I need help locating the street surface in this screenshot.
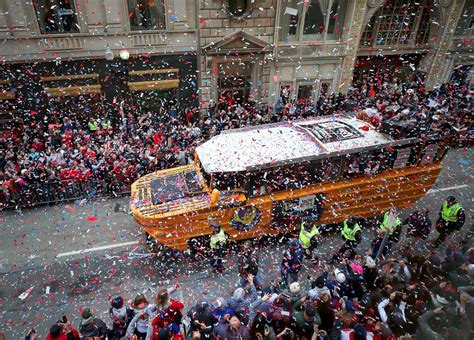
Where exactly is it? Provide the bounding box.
[0,147,472,338]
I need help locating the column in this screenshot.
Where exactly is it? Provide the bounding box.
[85,0,106,34]
[423,0,466,90]
[338,0,368,93]
[104,0,126,32]
[5,0,33,37]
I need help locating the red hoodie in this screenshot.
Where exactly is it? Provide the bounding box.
[46,328,80,340]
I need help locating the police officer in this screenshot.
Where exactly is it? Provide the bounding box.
[101,116,112,131]
[88,117,98,133]
[371,210,402,257]
[434,196,465,247]
[331,216,362,263]
[209,222,227,273]
[298,217,320,266]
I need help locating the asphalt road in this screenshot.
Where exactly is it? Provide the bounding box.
[0,147,472,338]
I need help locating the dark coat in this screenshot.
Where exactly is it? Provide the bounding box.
[79,317,108,339]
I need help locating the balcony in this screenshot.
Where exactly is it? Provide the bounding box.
[42,36,83,51]
[275,42,346,60]
[131,33,167,47]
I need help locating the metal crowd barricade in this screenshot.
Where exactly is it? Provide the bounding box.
[0,179,132,210]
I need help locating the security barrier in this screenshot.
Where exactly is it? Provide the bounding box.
[0,180,131,210]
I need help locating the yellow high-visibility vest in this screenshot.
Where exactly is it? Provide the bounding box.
[210,229,227,249]
[379,212,402,235]
[341,220,361,242]
[88,121,98,131]
[441,201,462,222]
[298,222,320,249]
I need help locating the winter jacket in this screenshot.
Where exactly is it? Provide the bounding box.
[147,316,183,340]
[46,328,80,340]
[363,267,378,291]
[78,317,108,339]
[238,248,259,277]
[404,211,431,239]
[316,307,335,333]
[281,247,304,274]
[417,310,471,340]
[188,300,216,337]
[458,286,474,331]
[156,299,184,324]
[109,306,133,338]
[292,299,320,339]
[248,297,273,323]
[283,288,303,305]
[308,285,331,300]
[228,284,257,316]
[127,309,153,335]
[212,306,235,322]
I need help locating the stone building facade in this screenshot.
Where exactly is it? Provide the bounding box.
[196,0,473,110]
[0,0,472,119]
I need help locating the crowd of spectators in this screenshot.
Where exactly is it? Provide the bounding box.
[33,221,473,340]
[1,72,472,208]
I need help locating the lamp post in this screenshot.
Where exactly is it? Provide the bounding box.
[104,42,130,123]
[119,43,130,60]
[104,44,114,61]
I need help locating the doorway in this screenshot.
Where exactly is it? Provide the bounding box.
[217,61,253,104]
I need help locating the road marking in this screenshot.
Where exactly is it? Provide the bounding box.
[427,184,468,194]
[56,241,140,258]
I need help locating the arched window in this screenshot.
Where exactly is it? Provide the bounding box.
[360,0,431,47]
[228,0,250,17]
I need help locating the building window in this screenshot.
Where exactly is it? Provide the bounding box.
[303,2,325,38]
[455,2,474,36]
[217,61,253,104]
[34,0,79,33]
[297,84,315,101]
[279,0,347,42]
[128,0,166,31]
[361,0,431,47]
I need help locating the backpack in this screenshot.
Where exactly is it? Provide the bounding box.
[108,307,132,338]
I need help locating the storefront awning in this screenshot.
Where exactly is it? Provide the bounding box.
[40,73,102,97]
[44,85,102,97]
[0,80,15,100]
[128,79,179,91]
[128,69,180,91]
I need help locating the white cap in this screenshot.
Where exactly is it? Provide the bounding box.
[334,269,346,283]
[289,282,301,294]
